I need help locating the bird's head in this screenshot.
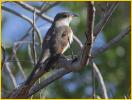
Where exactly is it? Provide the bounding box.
[53,12,78,27]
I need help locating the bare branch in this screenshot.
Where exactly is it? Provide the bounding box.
[80,1,95,67]
[4,1,118,63]
[93,25,130,56]
[13,2,81,51]
[2,46,6,69]
[7,1,95,98]
[91,59,96,98]
[1,41,38,63]
[28,68,69,97]
[2,6,33,24]
[40,2,61,13]
[94,2,119,37]
[32,9,37,64]
[13,41,38,46]
[11,2,60,51]
[33,25,42,47]
[28,44,34,64]
[5,63,17,88]
[23,2,119,97]
[11,43,26,80]
[6,41,39,81]
[68,2,119,50]
[14,53,26,80]
[73,35,83,49]
[92,62,108,98]
[2,6,41,61]
[27,25,130,97]
[4,2,130,98]
[14,2,53,23]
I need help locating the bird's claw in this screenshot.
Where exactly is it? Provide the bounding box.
[58,54,67,59]
[72,57,78,63]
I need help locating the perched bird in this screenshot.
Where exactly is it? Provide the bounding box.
[25,12,78,85]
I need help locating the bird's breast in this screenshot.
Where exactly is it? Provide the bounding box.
[62,31,73,53]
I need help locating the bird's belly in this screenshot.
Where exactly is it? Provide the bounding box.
[62,32,73,53]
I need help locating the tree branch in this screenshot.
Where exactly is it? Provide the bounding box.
[7,1,95,98]
[28,68,69,97]
[2,6,33,24]
[14,1,53,23]
[3,2,118,61]
[93,25,130,56]
[71,2,119,50]
[39,2,61,13]
[32,9,37,64]
[92,62,108,98]
[13,51,26,80]
[2,6,41,61]
[94,2,119,37]
[5,63,17,88]
[27,25,130,97]
[28,44,34,64]
[2,46,6,69]
[10,2,60,51]
[3,2,130,98]
[13,1,81,52]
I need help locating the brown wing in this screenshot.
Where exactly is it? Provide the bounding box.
[50,26,72,55]
[38,26,54,63]
[39,26,72,63]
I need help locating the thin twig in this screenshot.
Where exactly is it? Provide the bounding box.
[39,2,61,13]
[94,2,119,37]
[5,1,117,65]
[32,9,37,65]
[92,60,96,98]
[73,2,118,50]
[2,6,32,24]
[28,44,34,64]
[13,41,38,46]
[2,46,6,69]
[92,62,108,98]
[13,2,80,50]
[2,6,41,60]
[5,63,17,88]
[5,60,33,63]
[73,35,83,49]
[13,47,26,80]
[93,25,130,56]
[11,2,60,50]
[7,41,38,80]
[13,1,47,47]
[38,78,42,98]
[15,2,53,23]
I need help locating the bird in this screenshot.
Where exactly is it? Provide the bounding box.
[25,12,78,85]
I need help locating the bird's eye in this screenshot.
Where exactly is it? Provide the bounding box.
[63,14,68,18]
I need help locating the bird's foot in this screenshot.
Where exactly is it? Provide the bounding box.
[72,57,78,63]
[57,54,67,59]
[71,54,78,62]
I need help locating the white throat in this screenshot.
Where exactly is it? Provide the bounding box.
[55,17,72,27]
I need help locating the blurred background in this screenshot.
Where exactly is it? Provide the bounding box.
[2,1,130,98]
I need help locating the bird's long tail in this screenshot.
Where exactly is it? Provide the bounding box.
[25,54,58,85]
